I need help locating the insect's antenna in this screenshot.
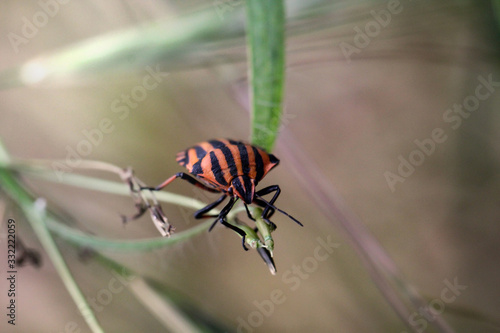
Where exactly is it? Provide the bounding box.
[255,194,303,227]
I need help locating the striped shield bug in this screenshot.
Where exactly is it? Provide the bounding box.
[124,139,303,259]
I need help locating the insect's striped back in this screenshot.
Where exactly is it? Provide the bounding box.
[176,141,213,170]
[176,139,279,191]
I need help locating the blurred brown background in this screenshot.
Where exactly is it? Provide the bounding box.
[0,1,499,332]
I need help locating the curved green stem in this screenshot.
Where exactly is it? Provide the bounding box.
[0,146,104,333]
[46,216,212,251]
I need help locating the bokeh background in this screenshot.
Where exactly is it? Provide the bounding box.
[1,0,499,332]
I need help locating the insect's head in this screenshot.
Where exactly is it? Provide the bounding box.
[230,175,255,204]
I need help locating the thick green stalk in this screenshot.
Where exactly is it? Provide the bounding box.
[247,0,286,151]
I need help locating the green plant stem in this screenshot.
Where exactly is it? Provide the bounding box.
[246,0,286,151]
[253,208,274,252]
[14,161,208,211]
[128,278,203,333]
[0,153,104,333]
[0,10,235,89]
[24,201,104,333]
[46,216,212,251]
[0,152,223,331]
[1,160,219,251]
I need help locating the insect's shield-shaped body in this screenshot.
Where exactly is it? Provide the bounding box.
[177,139,279,204]
[122,138,301,274]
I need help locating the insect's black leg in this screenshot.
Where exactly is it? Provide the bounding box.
[250,198,277,230]
[253,198,276,218]
[210,197,248,250]
[219,219,248,251]
[209,196,237,231]
[142,172,220,193]
[233,217,254,251]
[251,185,279,228]
[193,195,248,250]
[244,204,256,221]
[255,185,280,219]
[193,194,227,219]
[254,185,303,227]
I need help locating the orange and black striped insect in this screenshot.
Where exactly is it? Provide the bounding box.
[137,139,303,248]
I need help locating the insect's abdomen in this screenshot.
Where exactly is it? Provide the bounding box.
[176,139,279,191]
[176,141,213,170]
